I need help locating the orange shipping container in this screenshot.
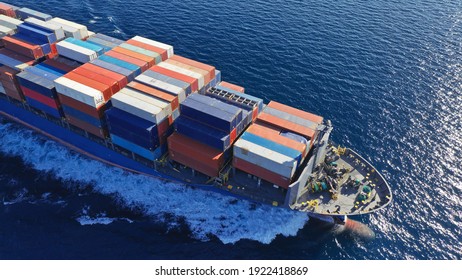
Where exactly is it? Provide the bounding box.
[256,112,316,140]
[80,63,128,88]
[219,81,245,93]
[64,72,112,102]
[127,81,179,111]
[168,133,225,177]
[72,66,120,94]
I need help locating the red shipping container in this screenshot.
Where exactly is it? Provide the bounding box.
[169,149,219,178]
[170,55,215,85]
[157,117,170,144]
[80,63,128,88]
[127,81,179,111]
[2,36,44,59]
[67,115,107,139]
[126,39,168,61]
[229,127,237,144]
[64,72,112,101]
[252,107,258,120]
[57,93,105,119]
[233,157,291,189]
[0,3,15,17]
[267,101,323,124]
[168,133,225,174]
[219,81,245,93]
[72,66,120,94]
[149,65,198,93]
[257,112,315,140]
[21,86,59,109]
[105,50,149,72]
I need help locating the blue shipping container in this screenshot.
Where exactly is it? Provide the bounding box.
[65,38,104,56]
[90,59,135,82]
[25,65,61,81]
[34,64,65,77]
[174,116,231,151]
[108,122,159,150]
[188,93,243,124]
[85,37,114,52]
[62,105,105,128]
[98,55,141,76]
[111,134,166,161]
[92,33,124,45]
[16,8,52,21]
[17,24,57,44]
[105,107,158,139]
[16,71,56,98]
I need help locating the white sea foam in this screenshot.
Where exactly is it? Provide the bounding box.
[0,121,308,244]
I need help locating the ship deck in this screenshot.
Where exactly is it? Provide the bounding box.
[292,146,392,215]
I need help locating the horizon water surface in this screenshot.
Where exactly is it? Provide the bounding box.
[0,0,461,259]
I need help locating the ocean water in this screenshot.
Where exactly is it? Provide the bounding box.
[0,0,461,260]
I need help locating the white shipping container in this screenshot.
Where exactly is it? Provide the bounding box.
[0,25,14,35]
[54,77,105,108]
[48,18,82,39]
[25,18,65,40]
[0,15,23,29]
[111,92,165,124]
[135,74,186,102]
[49,17,88,39]
[233,139,297,178]
[131,36,174,58]
[158,61,204,90]
[121,88,172,117]
[56,40,97,63]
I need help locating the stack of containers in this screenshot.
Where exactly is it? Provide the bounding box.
[15,60,68,118]
[0,14,22,39]
[107,85,175,161]
[86,33,123,53]
[0,64,24,101]
[169,94,243,177]
[233,101,323,188]
[0,48,35,71]
[156,55,216,94]
[47,17,88,40]
[54,59,123,138]
[0,2,19,18]
[55,37,102,63]
[206,82,263,134]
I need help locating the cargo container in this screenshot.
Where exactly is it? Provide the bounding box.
[56,40,97,63]
[188,93,243,124]
[135,74,186,102]
[118,43,161,64]
[168,133,226,178]
[0,14,22,30]
[65,38,104,56]
[143,69,191,96]
[54,76,105,108]
[91,33,124,45]
[170,55,215,85]
[64,71,112,101]
[43,56,81,73]
[126,39,168,61]
[72,66,120,94]
[98,54,141,76]
[149,65,198,93]
[17,23,57,44]
[16,7,52,21]
[62,104,105,128]
[48,19,81,39]
[105,107,158,144]
[57,93,105,119]
[256,112,315,140]
[24,17,65,41]
[48,17,88,39]
[24,65,61,81]
[80,63,128,89]
[127,81,179,111]
[158,61,204,90]
[0,48,35,71]
[214,85,263,113]
[110,90,166,124]
[111,134,166,161]
[90,58,135,82]
[233,157,291,189]
[0,2,17,18]
[266,100,323,124]
[85,36,117,52]
[131,36,173,58]
[67,114,107,139]
[233,138,297,179]
[2,35,44,59]
[121,87,172,116]
[107,49,150,71]
[25,96,61,118]
[0,64,23,101]
[174,115,232,151]
[16,70,58,99]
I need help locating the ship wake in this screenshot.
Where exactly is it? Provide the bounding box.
[0,121,308,244]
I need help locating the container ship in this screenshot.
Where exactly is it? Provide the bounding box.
[0,2,392,224]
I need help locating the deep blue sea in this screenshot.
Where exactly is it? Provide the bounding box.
[0,0,461,260]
